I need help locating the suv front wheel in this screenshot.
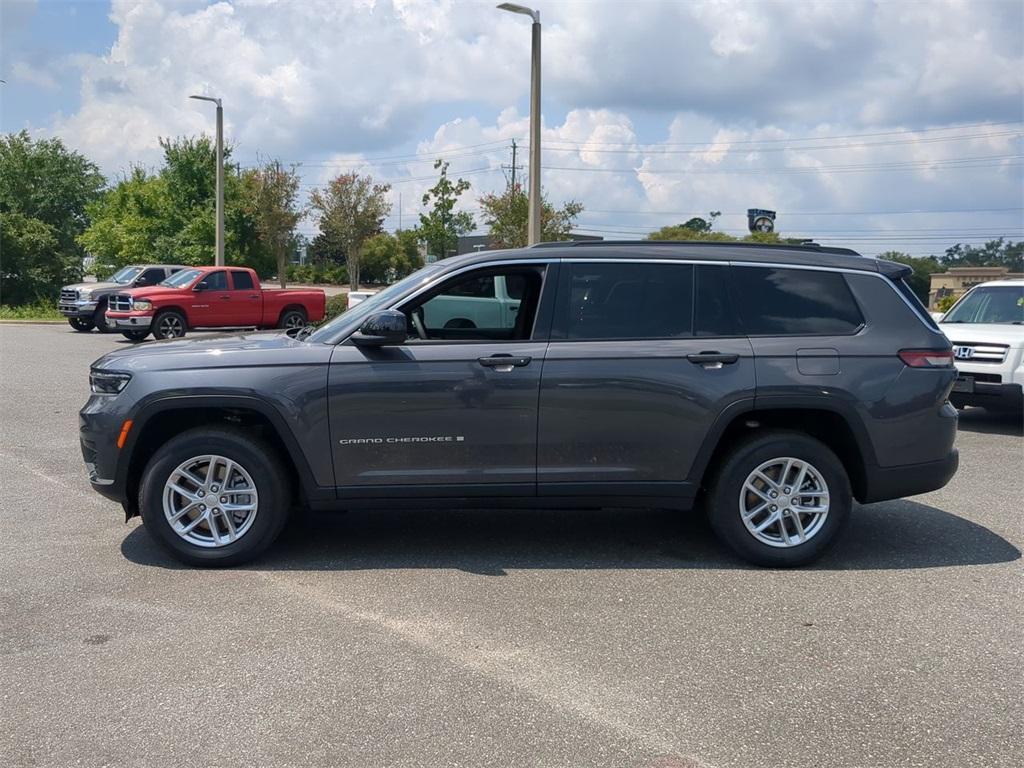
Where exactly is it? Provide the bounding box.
[707,431,852,567]
[138,427,291,566]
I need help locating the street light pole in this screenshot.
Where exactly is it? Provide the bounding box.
[497,4,542,245]
[189,95,225,266]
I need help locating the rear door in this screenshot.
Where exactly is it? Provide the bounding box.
[536,260,755,500]
[228,270,262,326]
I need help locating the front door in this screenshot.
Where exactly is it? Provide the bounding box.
[537,261,756,499]
[327,263,554,497]
[189,270,232,327]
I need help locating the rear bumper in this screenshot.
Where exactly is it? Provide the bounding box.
[950,382,1023,412]
[860,449,959,503]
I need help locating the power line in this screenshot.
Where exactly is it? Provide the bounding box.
[580,206,1024,216]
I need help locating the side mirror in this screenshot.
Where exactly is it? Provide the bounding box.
[351,310,408,347]
[193,281,208,292]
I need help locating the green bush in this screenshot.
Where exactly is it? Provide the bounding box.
[0,301,63,320]
[323,293,349,322]
[935,294,958,313]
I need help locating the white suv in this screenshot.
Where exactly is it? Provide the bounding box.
[938,279,1024,414]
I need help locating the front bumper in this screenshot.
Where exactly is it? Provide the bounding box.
[861,449,960,504]
[80,397,130,504]
[950,381,1023,412]
[106,313,153,330]
[58,300,98,318]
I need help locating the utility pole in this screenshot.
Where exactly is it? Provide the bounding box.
[501,138,523,191]
[189,94,225,266]
[398,192,402,231]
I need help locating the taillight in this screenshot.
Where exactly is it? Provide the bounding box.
[898,349,954,368]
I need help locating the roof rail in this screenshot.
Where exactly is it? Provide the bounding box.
[530,239,862,257]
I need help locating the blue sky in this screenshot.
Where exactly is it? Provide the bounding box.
[2,0,1022,256]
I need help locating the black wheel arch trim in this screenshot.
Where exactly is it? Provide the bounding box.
[116,393,333,516]
[686,395,879,490]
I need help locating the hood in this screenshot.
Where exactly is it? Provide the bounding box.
[112,285,188,299]
[91,330,331,373]
[63,281,123,293]
[938,322,1024,347]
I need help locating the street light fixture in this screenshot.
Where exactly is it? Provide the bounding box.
[497,3,541,246]
[189,94,225,266]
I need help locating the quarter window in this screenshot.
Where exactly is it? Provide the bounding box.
[733,267,864,335]
[553,262,694,340]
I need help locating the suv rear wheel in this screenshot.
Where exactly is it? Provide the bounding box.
[138,427,291,566]
[706,431,851,567]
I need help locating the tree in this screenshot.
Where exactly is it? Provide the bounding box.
[877,251,942,303]
[309,172,391,290]
[479,184,584,248]
[78,136,272,276]
[0,131,104,303]
[242,160,303,287]
[941,239,1022,273]
[418,160,474,260]
[360,231,425,284]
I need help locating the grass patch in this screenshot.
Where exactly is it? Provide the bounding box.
[0,302,64,321]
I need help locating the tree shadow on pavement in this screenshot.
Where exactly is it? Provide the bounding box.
[121,499,1020,574]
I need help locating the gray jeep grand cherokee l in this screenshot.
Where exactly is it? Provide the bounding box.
[80,242,959,567]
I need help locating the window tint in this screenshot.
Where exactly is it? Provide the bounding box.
[554,262,694,340]
[231,271,255,291]
[202,271,228,291]
[695,265,739,336]
[137,268,166,286]
[733,267,863,335]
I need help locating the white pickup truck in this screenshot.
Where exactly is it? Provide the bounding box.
[938,279,1024,414]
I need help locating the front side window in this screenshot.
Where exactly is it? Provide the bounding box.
[406,266,546,341]
[552,262,694,340]
[943,285,1023,324]
[201,271,228,291]
[137,268,166,286]
[733,267,864,336]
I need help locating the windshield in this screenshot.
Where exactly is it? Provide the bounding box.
[110,266,142,284]
[160,268,203,288]
[307,263,447,343]
[943,285,1024,324]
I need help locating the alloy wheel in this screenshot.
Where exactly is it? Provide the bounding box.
[162,454,259,548]
[739,457,830,548]
[158,315,184,338]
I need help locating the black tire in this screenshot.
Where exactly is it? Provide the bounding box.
[277,308,307,330]
[68,317,95,332]
[93,300,115,333]
[138,427,292,567]
[706,431,852,568]
[121,330,150,342]
[152,310,187,340]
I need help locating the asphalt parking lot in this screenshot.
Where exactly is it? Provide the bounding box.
[1,323,1021,768]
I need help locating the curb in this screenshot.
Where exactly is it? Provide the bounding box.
[0,319,67,325]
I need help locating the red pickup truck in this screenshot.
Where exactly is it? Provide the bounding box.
[104,266,326,340]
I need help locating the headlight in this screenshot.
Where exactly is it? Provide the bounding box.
[90,371,132,395]
[79,290,93,301]
[132,299,153,311]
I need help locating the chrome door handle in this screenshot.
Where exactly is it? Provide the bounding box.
[478,355,532,372]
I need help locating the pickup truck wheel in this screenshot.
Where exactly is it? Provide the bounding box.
[138,427,291,567]
[93,300,115,333]
[706,431,851,568]
[121,330,149,342]
[278,308,307,330]
[152,310,187,340]
[68,318,94,332]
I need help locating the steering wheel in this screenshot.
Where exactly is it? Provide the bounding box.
[411,308,428,340]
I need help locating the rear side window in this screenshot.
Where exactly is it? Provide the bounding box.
[733,267,864,336]
[553,262,694,340]
[231,271,255,291]
[695,265,739,336]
